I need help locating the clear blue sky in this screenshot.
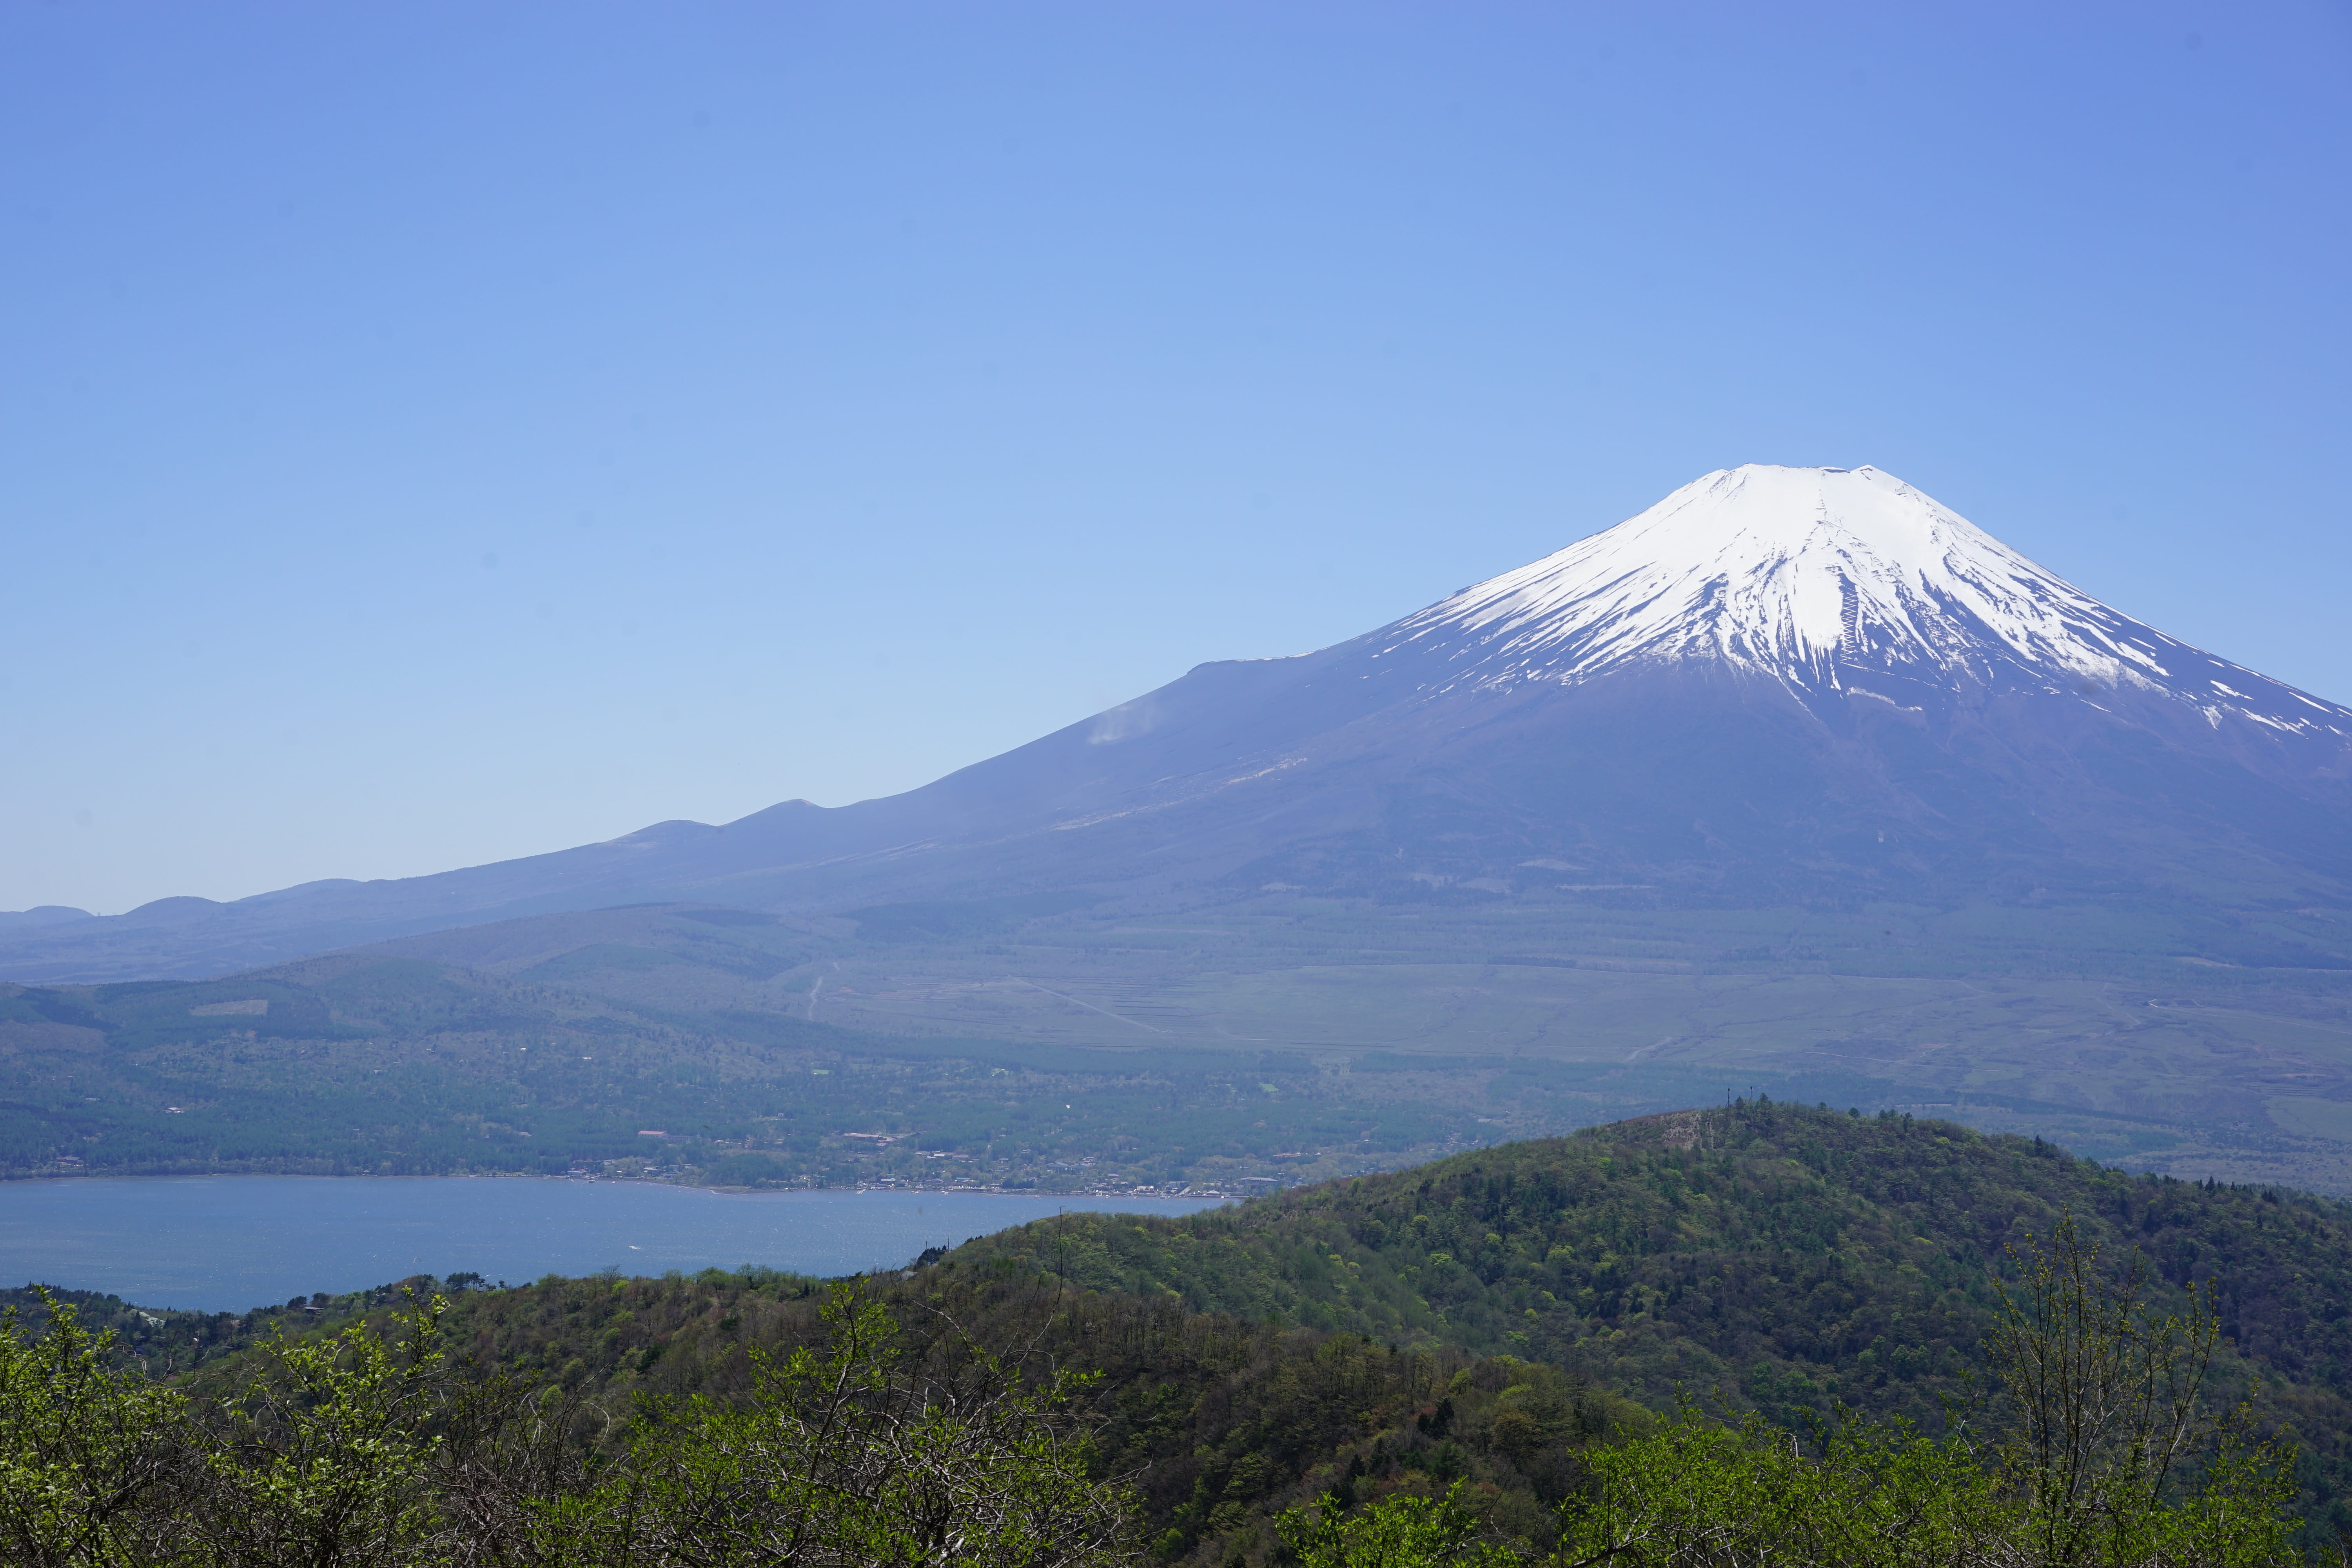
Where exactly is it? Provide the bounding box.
[5,2,2348,915]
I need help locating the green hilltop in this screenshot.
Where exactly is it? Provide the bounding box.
[20,1099,2346,1561]
[945,1100,2352,1541]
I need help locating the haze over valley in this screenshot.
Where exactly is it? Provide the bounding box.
[9,466,2351,1195]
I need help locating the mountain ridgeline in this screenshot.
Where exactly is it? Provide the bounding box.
[8,465,2350,984]
[10,465,2352,1195]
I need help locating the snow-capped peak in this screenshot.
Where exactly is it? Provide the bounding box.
[1387,464,2347,736]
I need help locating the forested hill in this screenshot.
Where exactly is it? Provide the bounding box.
[136,1265,1655,1566]
[27,1099,2352,1559]
[948,1101,2352,1532]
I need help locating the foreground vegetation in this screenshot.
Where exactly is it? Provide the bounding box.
[7,1103,2350,1562]
[955,1100,2352,1545]
[0,1209,2310,1565]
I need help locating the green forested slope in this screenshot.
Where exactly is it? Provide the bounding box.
[0,1281,461,1382]
[946,1101,2352,1538]
[149,1265,1650,1566]
[37,1101,2352,1558]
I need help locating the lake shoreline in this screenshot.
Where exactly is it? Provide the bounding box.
[0,1175,1231,1314]
[3,1168,1247,1200]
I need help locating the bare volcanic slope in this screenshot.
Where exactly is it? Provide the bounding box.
[10,465,2352,983]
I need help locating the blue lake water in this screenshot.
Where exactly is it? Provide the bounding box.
[0,1177,1228,1313]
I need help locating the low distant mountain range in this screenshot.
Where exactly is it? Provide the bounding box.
[11,464,2349,985]
[0,906,96,931]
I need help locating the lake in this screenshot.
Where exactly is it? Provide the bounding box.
[0,1176,1229,1313]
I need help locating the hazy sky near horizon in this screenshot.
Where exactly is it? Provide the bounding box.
[6,2,2349,915]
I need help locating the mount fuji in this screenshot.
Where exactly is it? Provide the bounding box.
[10,465,2352,983]
[1397,465,2343,729]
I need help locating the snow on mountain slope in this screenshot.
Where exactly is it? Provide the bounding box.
[10,462,2352,985]
[1387,465,2350,737]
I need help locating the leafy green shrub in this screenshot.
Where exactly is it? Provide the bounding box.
[535,1283,1135,1566]
[0,1292,188,1567]
[1276,1481,1520,1567]
[1554,1214,2301,1568]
